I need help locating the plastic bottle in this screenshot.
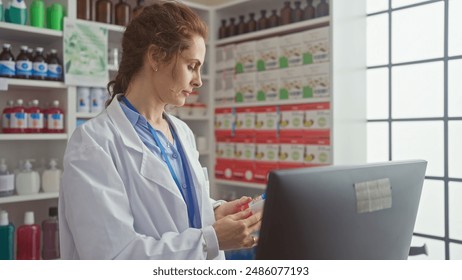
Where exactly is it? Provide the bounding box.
[27,99,44,133]
[42,207,59,259]
[90,87,105,113]
[32,47,48,80]
[0,43,16,78]
[16,211,41,260]
[241,193,266,214]
[280,1,292,25]
[132,0,145,18]
[15,159,40,195]
[46,100,64,133]
[115,0,131,26]
[247,12,257,33]
[316,0,329,17]
[30,0,45,27]
[257,10,268,31]
[304,0,315,20]
[7,0,27,25]
[42,159,61,193]
[1,100,14,133]
[15,45,33,79]
[95,0,113,24]
[0,158,15,197]
[77,0,92,20]
[46,49,63,81]
[47,2,64,30]
[10,99,27,133]
[77,86,91,113]
[0,210,15,260]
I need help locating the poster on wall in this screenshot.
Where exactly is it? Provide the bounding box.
[63,18,108,87]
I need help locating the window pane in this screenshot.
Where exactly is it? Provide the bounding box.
[367,14,389,66]
[367,68,389,119]
[392,62,444,118]
[392,0,430,8]
[392,121,444,177]
[449,121,462,178]
[367,0,388,14]
[449,0,462,56]
[449,182,462,240]
[392,2,444,63]
[367,122,389,163]
[450,243,462,260]
[409,236,445,260]
[414,180,445,237]
[448,60,462,117]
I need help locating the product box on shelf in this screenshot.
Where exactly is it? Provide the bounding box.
[216,46,226,72]
[279,104,306,138]
[256,37,279,72]
[254,106,278,138]
[303,63,330,99]
[278,137,306,169]
[232,137,256,182]
[223,69,235,104]
[279,32,303,68]
[279,67,309,100]
[224,44,236,71]
[256,70,279,102]
[302,26,330,65]
[214,72,225,105]
[303,102,331,138]
[234,107,255,137]
[235,72,256,103]
[304,138,332,166]
[190,103,207,117]
[215,136,235,180]
[235,41,256,74]
[254,137,279,184]
[214,108,234,137]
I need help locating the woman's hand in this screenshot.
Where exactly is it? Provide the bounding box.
[214,196,252,221]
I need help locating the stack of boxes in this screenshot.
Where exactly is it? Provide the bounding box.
[214,26,331,184]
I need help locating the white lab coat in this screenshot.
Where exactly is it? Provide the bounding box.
[59,95,225,260]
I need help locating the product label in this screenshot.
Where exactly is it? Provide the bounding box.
[0,174,15,192]
[32,62,48,77]
[10,112,27,129]
[28,113,44,129]
[47,64,62,79]
[0,61,16,76]
[48,113,64,130]
[15,60,33,76]
[2,113,10,129]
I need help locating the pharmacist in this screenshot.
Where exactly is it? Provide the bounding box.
[59,1,261,260]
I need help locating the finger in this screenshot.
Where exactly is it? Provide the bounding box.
[244,211,263,226]
[233,196,252,211]
[248,219,262,234]
[230,208,252,220]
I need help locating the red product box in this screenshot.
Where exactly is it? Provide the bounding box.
[279,104,308,138]
[232,137,256,182]
[214,108,234,137]
[304,137,332,167]
[254,106,278,138]
[303,102,330,138]
[234,107,255,137]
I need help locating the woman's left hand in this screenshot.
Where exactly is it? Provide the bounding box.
[214,196,252,221]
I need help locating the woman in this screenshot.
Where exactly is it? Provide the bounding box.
[59,1,261,260]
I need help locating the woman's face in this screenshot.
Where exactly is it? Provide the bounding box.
[152,34,206,107]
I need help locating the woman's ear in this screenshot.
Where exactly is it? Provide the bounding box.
[147,44,160,72]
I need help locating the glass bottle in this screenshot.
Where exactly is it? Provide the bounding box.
[0,43,15,78]
[219,19,227,39]
[77,0,92,20]
[316,0,329,17]
[115,0,131,26]
[257,10,268,31]
[228,17,237,37]
[268,9,279,28]
[46,49,63,81]
[15,45,32,79]
[132,0,145,18]
[237,15,247,35]
[293,1,303,22]
[304,0,315,20]
[280,1,292,25]
[95,0,112,24]
[32,47,47,80]
[247,12,257,33]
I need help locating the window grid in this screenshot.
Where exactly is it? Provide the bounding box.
[367,0,459,259]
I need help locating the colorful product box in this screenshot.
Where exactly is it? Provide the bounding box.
[234,107,255,137]
[256,70,279,102]
[235,72,256,103]
[256,37,280,71]
[235,41,257,74]
[254,106,278,138]
[279,104,306,138]
[304,138,332,166]
[232,137,256,182]
[279,67,309,100]
[278,137,306,167]
[303,63,330,99]
[223,69,236,104]
[215,137,235,180]
[254,137,279,183]
[224,44,236,71]
[214,108,234,137]
[279,33,303,68]
[302,27,330,65]
[214,71,225,105]
[216,46,226,72]
[303,102,331,138]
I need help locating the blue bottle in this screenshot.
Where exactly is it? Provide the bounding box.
[0,210,15,260]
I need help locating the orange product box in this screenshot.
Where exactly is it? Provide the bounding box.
[214,108,234,137]
[254,106,278,138]
[279,104,308,138]
[234,107,255,137]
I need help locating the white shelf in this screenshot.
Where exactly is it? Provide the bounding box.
[0,22,62,45]
[215,97,331,108]
[0,134,68,141]
[215,179,266,190]
[0,192,59,204]
[216,16,330,45]
[76,112,100,119]
[0,78,67,90]
[177,115,210,121]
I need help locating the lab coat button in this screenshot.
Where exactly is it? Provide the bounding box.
[182,184,187,189]
[172,153,178,159]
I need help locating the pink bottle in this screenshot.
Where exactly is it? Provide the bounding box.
[42,207,60,260]
[46,100,64,133]
[1,100,14,133]
[16,211,41,260]
[26,99,44,133]
[10,99,28,134]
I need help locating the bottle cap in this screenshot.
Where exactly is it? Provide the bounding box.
[24,211,35,225]
[20,45,28,51]
[49,207,58,217]
[17,99,24,106]
[36,47,44,52]
[32,99,39,106]
[50,49,57,54]
[7,100,14,106]
[0,211,9,226]
[49,158,58,169]
[3,43,11,48]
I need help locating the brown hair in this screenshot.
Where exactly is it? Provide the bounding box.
[106,0,208,107]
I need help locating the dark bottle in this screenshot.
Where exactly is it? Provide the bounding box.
[280,1,292,25]
[27,48,35,61]
[293,1,303,22]
[257,10,268,30]
[41,207,60,260]
[268,9,279,28]
[15,45,32,79]
[95,0,113,24]
[219,19,228,39]
[32,47,48,80]
[304,0,315,20]
[0,44,16,78]
[247,12,257,32]
[237,15,247,35]
[46,49,63,81]
[132,0,145,19]
[316,0,329,17]
[77,0,92,20]
[228,17,238,37]
[115,0,131,26]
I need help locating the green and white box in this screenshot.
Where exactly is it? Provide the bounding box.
[256,70,280,102]
[256,37,280,71]
[279,33,303,68]
[302,26,329,65]
[303,63,330,99]
[279,67,307,100]
[235,72,257,103]
[235,41,257,74]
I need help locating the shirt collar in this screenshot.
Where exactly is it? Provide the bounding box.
[119,99,148,127]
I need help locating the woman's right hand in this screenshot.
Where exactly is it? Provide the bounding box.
[212,209,262,251]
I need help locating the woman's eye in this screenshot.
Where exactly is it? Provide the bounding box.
[188,65,196,71]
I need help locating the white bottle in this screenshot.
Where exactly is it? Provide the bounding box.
[15,159,40,195]
[0,159,15,197]
[42,159,61,193]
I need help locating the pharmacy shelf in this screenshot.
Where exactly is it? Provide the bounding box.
[76,112,100,119]
[216,16,330,46]
[0,78,67,90]
[215,97,331,108]
[0,192,59,204]
[178,115,210,121]
[215,179,266,190]
[0,134,68,141]
[0,22,62,45]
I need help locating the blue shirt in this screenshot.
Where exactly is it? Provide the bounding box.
[120,101,202,228]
